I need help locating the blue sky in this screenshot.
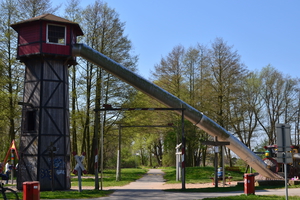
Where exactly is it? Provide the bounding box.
[55,0,300,79]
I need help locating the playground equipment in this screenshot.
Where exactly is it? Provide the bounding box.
[11,14,279,191]
[72,43,279,179]
[264,144,300,178]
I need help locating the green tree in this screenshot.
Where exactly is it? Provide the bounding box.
[182,44,211,166]
[0,0,23,154]
[64,0,83,168]
[230,72,261,149]
[151,45,188,166]
[78,0,138,172]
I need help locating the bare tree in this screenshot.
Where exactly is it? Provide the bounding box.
[182,44,211,166]
[152,45,185,98]
[64,0,83,168]
[257,65,299,144]
[64,0,82,23]
[207,37,247,166]
[207,38,247,127]
[17,0,61,19]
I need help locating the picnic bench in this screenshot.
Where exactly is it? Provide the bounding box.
[225,166,240,172]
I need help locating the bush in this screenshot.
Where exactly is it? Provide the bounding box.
[122,156,137,168]
[162,153,175,167]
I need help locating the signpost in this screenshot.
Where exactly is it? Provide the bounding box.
[175,143,182,181]
[73,152,87,192]
[276,123,292,200]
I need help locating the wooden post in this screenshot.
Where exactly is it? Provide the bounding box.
[94,110,99,190]
[116,124,121,181]
[214,137,218,188]
[78,167,82,193]
[181,109,185,190]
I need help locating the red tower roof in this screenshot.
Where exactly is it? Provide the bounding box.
[11,13,83,36]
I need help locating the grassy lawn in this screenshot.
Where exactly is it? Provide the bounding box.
[163,166,300,200]
[39,190,113,199]
[71,168,147,187]
[163,166,245,184]
[12,166,300,199]
[16,188,113,199]
[15,168,147,199]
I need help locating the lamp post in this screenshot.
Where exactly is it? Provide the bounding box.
[116,124,121,181]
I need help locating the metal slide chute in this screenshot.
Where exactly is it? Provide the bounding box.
[72,43,278,179]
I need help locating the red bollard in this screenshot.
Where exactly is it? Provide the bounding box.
[23,181,40,200]
[244,173,255,195]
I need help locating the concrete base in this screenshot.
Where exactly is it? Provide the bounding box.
[255,180,285,187]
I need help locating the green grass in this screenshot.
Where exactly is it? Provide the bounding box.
[14,168,147,199]
[162,166,300,197]
[163,166,245,184]
[165,184,244,192]
[11,166,300,199]
[71,168,147,187]
[40,190,113,199]
[15,190,113,199]
[202,194,300,200]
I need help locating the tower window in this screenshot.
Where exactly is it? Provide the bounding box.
[47,24,66,45]
[26,110,36,131]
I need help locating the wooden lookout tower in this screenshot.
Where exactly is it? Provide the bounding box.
[11,14,83,190]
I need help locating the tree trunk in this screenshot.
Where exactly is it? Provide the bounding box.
[71,65,78,169]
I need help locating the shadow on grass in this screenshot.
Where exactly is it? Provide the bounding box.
[164,184,291,193]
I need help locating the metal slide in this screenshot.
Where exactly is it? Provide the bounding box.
[72,43,278,179]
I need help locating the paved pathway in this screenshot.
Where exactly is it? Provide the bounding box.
[48,169,300,200]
